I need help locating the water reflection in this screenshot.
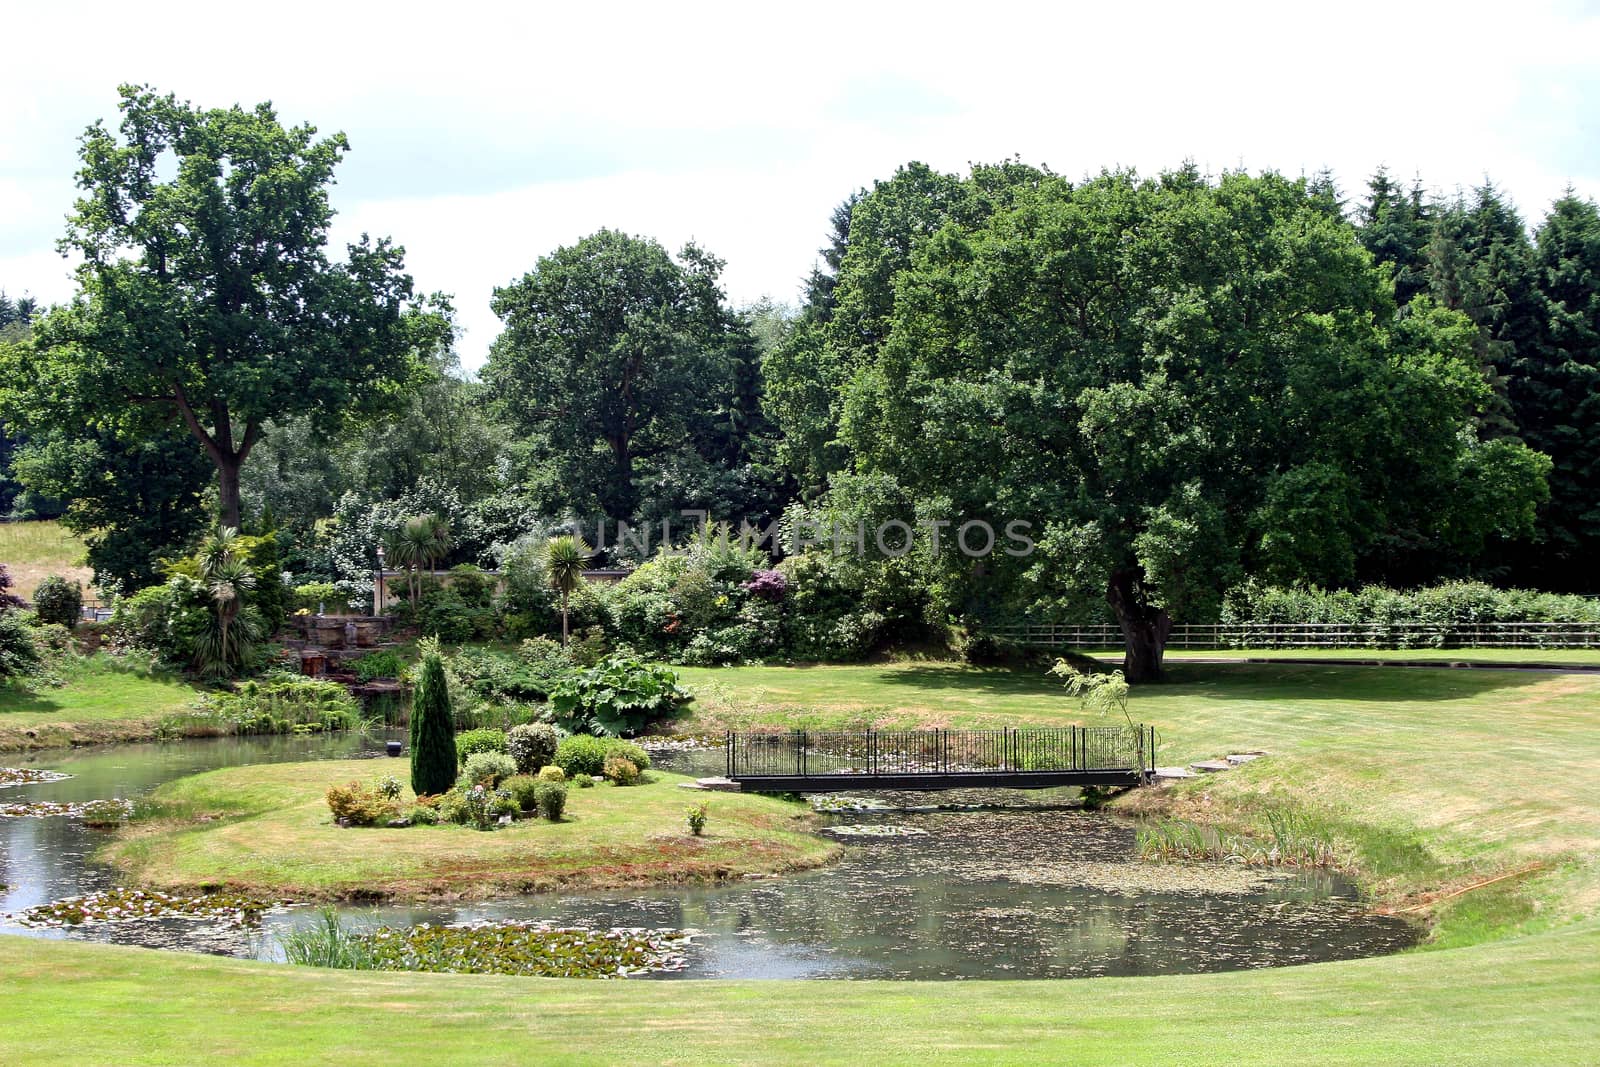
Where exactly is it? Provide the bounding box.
[0,736,1419,979]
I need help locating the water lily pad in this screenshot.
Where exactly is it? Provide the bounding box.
[0,767,73,788]
[354,921,692,978]
[0,798,132,822]
[10,888,279,928]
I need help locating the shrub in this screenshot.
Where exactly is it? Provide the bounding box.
[554,735,651,778]
[741,569,786,603]
[686,802,708,836]
[461,783,497,829]
[183,672,361,735]
[436,789,470,825]
[491,790,520,818]
[503,774,541,812]
[326,781,398,826]
[32,576,82,628]
[0,612,41,681]
[536,765,566,783]
[353,650,403,682]
[549,655,692,736]
[456,727,508,764]
[410,648,458,797]
[553,734,608,777]
[405,803,440,826]
[533,780,568,821]
[573,772,595,788]
[450,646,564,703]
[602,756,640,786]
[507,722,561,774]
[461,751,517,788]
[376,775,402,800]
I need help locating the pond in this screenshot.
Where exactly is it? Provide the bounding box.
[0,735,1418,979]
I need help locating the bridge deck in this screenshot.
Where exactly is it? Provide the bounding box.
[724,726,1155,793]
[732,769,1146,793]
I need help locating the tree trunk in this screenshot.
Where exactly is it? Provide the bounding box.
[217,454,243,531]
[561,590,570,647]
[1106,568,1171,684]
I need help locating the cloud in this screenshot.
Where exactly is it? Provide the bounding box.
[4,0,1598,368]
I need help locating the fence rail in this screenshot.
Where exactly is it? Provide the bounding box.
[726,726,1155,780]
[987,621,1600,651]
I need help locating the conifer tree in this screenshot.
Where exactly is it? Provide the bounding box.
[409,644,457,796]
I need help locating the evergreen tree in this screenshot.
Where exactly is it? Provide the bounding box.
[409,647,457,796]
[1427,184,1541,437]
[1523,192,1600,588]
[1357,168,1431,307]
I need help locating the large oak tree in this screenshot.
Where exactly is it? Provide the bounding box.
[826,166,1549,680]
[8,86,444,530]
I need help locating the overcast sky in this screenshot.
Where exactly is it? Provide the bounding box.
[4,0,1598,370]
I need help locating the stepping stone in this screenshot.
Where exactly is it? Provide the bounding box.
[680,777,743,792]
[1225,753,1263,765]
[1189,760,1233,773]
[1153,766,1197,780]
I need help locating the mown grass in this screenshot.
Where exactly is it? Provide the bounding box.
[0,655,200,750]
[103,758,839,899]
[0,920,1595,1065]
[0,519,93,599]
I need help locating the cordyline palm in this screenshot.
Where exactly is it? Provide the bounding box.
[545,535,593,647]
[397,517,435,604]
[199,527,255,677]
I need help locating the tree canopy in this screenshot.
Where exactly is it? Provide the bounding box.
[818,166,1548,679]
[0,85,448,530]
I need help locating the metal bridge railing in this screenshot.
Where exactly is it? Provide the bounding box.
[726,726,1155,779]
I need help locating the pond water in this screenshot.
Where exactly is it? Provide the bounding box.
[0,735,1419,979]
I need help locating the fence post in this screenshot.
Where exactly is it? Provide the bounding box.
[726,731,733,778]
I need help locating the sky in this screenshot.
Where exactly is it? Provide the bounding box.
[4,0,1599,371]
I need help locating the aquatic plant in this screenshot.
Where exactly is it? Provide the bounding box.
[0,798,132,821]
[1137,811,1339,868]
[0,767,73,788]
[11,888,273,928]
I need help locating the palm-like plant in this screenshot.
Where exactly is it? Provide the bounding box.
[422,514,452,576]
[397,517,435,604]
[197,527,257,678]
[545,535,593,647]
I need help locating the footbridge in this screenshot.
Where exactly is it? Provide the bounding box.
[725,726,1156,793]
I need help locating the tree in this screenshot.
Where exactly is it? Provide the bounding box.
[545,534,593,646]
[1522,192,1600,588]
[14,85,446,531]
[486,230,749,522]
[832,166,1548,681]
[1357,168,1431,307]
[409,641,457,796]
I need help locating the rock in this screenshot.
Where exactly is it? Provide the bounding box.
[693,776,743,793]
[1189,760,1233,773]
[1225,753,1262,765]
[1153,766,1197,780]
[385,817,412,828]
[497,814,513,825]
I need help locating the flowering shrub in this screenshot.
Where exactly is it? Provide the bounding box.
[741,569,787,603]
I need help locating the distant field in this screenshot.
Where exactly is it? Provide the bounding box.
[0,520,93,599]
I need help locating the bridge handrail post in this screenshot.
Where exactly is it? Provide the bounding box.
[726,730,733,778]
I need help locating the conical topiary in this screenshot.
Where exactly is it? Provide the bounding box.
[410,647,457,796]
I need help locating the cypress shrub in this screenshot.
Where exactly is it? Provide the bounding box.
[410,650,458,796]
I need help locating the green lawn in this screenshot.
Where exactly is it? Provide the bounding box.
[0,919,1595,1065]
[0,519,93,599]
[0,656,199,750]
[105,760,837,898]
